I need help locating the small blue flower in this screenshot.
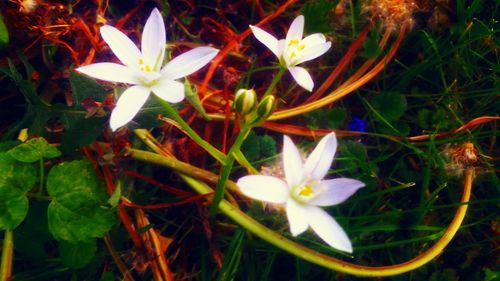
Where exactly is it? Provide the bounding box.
[348,117,367,132]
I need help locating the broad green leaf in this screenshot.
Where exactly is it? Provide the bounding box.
[0,13,8,50]
[241,132,277,163]
[0,185,28,230]
[301,0,338,33]
[0,152,37,192]
[371,92,407,122]
[69,72,107,106]
[59,240,97,269]
[46,160,116,241]
[304,108,346,129]
[0,152,37,230]
[59,115,107,154]
[8,138,61,163]
[48,201,116,241]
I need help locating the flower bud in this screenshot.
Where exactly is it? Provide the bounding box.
[256,95,275,122]
[234,89,257,116]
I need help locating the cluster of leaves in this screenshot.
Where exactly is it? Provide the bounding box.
[0,137,116,272]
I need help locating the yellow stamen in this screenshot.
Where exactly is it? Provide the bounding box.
[288,38,300,46]
[145,65,151,72]
[298,185,314,196]
[139,58,144,65]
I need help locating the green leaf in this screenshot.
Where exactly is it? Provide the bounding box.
[304,108,346,129]
[0,185,28,230]
[0,152,36,230]
[371,92,407,122]
[241,132,277,163]
[59,240,97,269]
[107,184,121,207]
[0,152,37,192]
[69,72,107,106]
[0,13,9,50]
[46,160,116,241]
[362,30,383,58]
[59,115,107,154]
[185,79,210,120]
[8,137,61,163]
[48,202,116,241]
[301,0,338,33]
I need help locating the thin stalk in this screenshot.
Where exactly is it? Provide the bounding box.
[104,234,135,281]
[0,230,13,281]
[209,127,251,215]
[179,169,474,277]
[155,97,226,164]
[263,67,286,97]
[129,148,474,275]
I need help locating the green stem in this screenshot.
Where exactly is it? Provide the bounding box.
[209,127,251,215]
[156,97,226,164]
[0,230,13,281]
[263,67,286,97]
[128,147,473,276]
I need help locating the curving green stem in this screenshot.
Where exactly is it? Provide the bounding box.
[263,67,286,97]
[0,230,13,281]
[127,146,474,277]
[155,96,226,164]
[209,127,251,215]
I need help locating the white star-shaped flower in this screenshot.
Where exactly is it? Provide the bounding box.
[76,8,219,131]
[249,15,331,92]
[237,132,364,253]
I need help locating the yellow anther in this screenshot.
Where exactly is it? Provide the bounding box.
[139,58,144,65]
[288,38,300,46]
[297,44,305,51]
[145,65,151,72]
[298,185,314,196]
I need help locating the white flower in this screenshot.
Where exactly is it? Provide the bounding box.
[249,15,331,92]
[237,132,364,253]
[76,8,219,131]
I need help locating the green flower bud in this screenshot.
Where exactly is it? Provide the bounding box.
[234,89,257,116]
[256,95,275,122]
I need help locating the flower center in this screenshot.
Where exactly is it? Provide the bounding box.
[291,180,319,204]
[284,37,306,66]
[137,57,162,86]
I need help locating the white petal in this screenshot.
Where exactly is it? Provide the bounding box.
[249,25,280,57]
[286,199,309,236]
[76,63,140,84]
[109,86,150,131]
[283,135,304,188]
[296,42,331,65]
[304,132,337,181]
[307,206,353,253]
[286,15,304,42]
[237,175,289,204]
[100,25,141,67]
[301,33,327,46]
[142,8,166,70]
[309,178,365,206]
[151,79,185,103]
[161,47,219,80]
[288,66,314,92]
[277,39,286,57]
